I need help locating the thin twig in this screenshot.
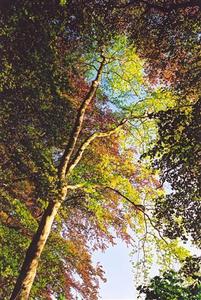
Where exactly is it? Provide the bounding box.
[104,186,168,244]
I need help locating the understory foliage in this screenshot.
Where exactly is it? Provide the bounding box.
[0,0,200,299]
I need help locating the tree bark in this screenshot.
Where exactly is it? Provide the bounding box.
[10,57,105,299]
[58,56,105,179]
[10,200,61,300]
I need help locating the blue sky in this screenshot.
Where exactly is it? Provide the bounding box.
[94,241,137,300]
[94,238,201,300]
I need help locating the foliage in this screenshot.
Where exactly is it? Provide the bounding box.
[0,1,161,298]
[145,99,201,246]
[125,0,201,99]
[138,256,201,300]
[0,0,200,299]
[134,0,201,247]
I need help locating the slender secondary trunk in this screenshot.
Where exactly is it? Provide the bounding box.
[10,200,61,300]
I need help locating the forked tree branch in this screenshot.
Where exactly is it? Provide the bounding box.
[67,119,127,173]
[58,56,106,181]
[67,112,153,174]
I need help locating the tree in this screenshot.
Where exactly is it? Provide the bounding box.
[0,2,171,298]
[138,256,201,299]
[146,99,201,246]
[123,0,201,100]
[0,2,113,298]
[1,1,199,299]
[128,0,201,246]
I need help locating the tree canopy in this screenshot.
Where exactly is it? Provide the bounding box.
[146,99,201,246]
[0,0,200,299]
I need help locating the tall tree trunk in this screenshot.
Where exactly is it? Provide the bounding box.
[10,200,61,300]
[10,57,105,299]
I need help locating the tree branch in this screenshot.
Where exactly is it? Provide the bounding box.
[105,186,146,210]
[67,119,127,173]
[104,186,168,244]
[58,55,106,181]
[66,183,85,190]
[63,194,86,206]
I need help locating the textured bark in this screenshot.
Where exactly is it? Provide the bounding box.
[10,200,61,300]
